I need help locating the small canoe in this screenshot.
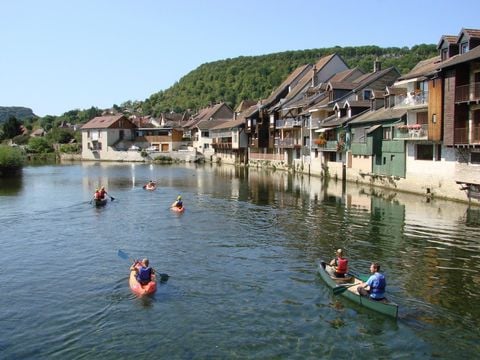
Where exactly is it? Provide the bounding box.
[94,198,108,207]
[318,261,398,319]
[171,206,185,213]
[129,263,157,296]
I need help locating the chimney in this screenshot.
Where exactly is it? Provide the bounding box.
[374,58,382,72]
[312,65,317,87]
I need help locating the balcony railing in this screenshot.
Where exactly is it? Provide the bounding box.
[274,138,303,148]
[454,126,480,144]
[275,118,303,128]
[394,124,428,140]
[394,91,428,107]
[455,82,480,102]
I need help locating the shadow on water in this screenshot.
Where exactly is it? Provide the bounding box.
[0,172,23,195]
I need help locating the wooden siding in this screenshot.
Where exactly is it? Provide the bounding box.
[428,78,443,141]
[443,69,456,146]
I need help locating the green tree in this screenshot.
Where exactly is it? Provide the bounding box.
[46,128,74,144]
[0,145,25,171]
[2,116,23,139]
[27,137,53,153]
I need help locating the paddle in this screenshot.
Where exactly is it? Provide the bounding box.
[347,270,369,282]
[117,249,169,282]
[107,193,115,201]
[333,283,359,295]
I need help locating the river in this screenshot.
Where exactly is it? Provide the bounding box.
[0,162,479,359]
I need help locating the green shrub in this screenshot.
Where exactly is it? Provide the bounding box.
[0,145,25,169]
[59,143,80,153]
[27,137,54,153]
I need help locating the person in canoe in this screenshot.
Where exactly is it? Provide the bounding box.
[171,195,183,209]
[357,262,386,301]
[99,186,108,199]
[329,248,348,278]
[93,188,101,200]
[130,258,155,285]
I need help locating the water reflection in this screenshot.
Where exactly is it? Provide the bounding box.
[0,172,23,195]
[2,162,480,358]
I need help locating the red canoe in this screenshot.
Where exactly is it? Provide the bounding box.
[129,263,157,296]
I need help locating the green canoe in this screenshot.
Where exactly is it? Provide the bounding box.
[318,261,398,319]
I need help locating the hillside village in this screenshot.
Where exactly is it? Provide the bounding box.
[80,27,480,205]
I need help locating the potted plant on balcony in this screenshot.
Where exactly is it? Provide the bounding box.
[314,134,327,146]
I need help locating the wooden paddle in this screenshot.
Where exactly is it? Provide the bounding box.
[333,283,359,295]
[117,249,169,282]
[347,271,369,282]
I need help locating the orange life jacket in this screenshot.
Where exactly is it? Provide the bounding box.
[336,257,348,274]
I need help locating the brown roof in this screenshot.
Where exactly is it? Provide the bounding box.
[184,102,231,128]
[437,35,458,49]
[197,118,231,130]
[438,44,480,69]
[397,55,441,80]
[211,117,245,130]
[386,87,407,95]
[349,107,407,125]
[459,28,480,41]
[81,115,130,129]
[263,64,312,106]
[235,100,257,113]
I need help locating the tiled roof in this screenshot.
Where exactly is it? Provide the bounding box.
[438,44,480,69]
[437,35,458,48]
[349,107,407,124]
[81,115,128,129]
[211,117,245,130]
[460,28,480,39]
[197,118,231,130]
[263,64,312,106]
[396,56,441,80]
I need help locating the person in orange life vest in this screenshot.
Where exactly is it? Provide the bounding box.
[329,248,348,278]
[99,186,108,199]
[93,188,101,200]
[130,258,155,285]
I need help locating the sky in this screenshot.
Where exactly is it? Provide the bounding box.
[1,0,479,117]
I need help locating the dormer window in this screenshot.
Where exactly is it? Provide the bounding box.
[460,42,468,54]
[441,48,448,61]
[363,89,372,100]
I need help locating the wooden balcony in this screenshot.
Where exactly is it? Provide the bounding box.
[455,82,480,103]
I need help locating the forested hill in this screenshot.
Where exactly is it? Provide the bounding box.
[141,44,437,116]
[0,106,36,123]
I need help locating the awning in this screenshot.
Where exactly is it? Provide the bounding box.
[315,127,335,133]
[366,124,382,134]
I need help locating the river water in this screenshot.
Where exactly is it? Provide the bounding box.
[0,162,479,359]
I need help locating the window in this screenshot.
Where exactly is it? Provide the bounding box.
[383,127,392,140]
[460,42,468,54]
[441,48,448,61]
[471,152,480,164]
[436,144,442,161]
[416,144,434,160]
[201,131,209,137]
[432,114,437,124]
[363,89,372,100]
